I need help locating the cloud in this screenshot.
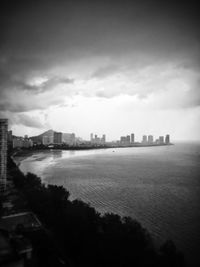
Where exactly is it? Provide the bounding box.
[0,85,70,113]
[0,112,44,129]
[83,63,200,109]
[0,0,199,139]
[0,74,74,113]
[91,64,121,78]
[24,76,74,93]
[15,114,44,129]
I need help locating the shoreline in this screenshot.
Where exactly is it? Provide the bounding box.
[6,156,186,267]
[11,143,174,167]
[11,149,49,167]
[11,142,174,154]
[10,142,200,266]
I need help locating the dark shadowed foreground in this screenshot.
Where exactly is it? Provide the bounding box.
[1,157,185,267]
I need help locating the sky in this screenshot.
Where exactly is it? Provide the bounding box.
[0,0,199,141]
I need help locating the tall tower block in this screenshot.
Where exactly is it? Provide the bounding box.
[131,133,135,143]
[0,119,8,191]
[165,134,170,144]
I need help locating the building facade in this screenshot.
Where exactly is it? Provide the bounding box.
[13,137,33,148]
[148,135,154,143]
[53,132,62,144]
[0,119,8,191]
[165,134,170,144]
[90,133,106,145]
[159,136,164,144]
[42,135,53,145]
[120,135,131,145]
[131,133,135,143]
[62,133,76,145]
[102,134,106,144]
[142,135,147,143]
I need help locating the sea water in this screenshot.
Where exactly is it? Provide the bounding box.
[17,142,200,265]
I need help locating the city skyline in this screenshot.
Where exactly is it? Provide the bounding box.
[6,123,174,142]
[8,124,170,145]
[0,0,199,141]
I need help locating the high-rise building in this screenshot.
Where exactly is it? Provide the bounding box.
[42,136,50,145]
[165,134,170,144]
[120,135,131,145]
[120,136,126,144]
[71,133,76,145]
[42,135,54,145]
[159,136,164,144]
[142,135,147,143]
[8,130,13,143]
[49,135,54,144]
[131,133,135,143]
[90,134,103,145]
[148,135,154,143]
[90,133,93,142]
[126,135,130,144]
[0,119,8,191]
[53,132,62,144]
[102,134,106,144]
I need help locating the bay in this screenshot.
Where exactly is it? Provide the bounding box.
[17,142,200,266]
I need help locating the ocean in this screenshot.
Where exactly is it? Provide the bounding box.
[16,142,200,266]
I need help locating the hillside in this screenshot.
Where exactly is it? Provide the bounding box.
[30,129,54,143]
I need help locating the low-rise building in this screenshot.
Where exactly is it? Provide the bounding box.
[13,138,33,148]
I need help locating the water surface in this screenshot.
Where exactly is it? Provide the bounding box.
[18,143,200,265]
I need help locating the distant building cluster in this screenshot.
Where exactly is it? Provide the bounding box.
[90,133,106,145]
[118,133,170,146]
[12,135,33,148]
[0,117,173,193]
[120,133,135,145]
[142,134,170,145]
[62,132,76,146]
[7,130,34,149]
[8,129,170,148]
[19,130,77,147]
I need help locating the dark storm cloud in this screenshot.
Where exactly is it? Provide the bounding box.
[1,0,199,62]
[0,0,199,112]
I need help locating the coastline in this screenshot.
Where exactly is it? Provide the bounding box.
[5,155,186,267]
[10,142,200,266]
[11,149,48,167]
[11,142,174,168]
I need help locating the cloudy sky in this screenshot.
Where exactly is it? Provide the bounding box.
[0,0,199,141]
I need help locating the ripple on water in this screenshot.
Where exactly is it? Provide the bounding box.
[17,144,200,266]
